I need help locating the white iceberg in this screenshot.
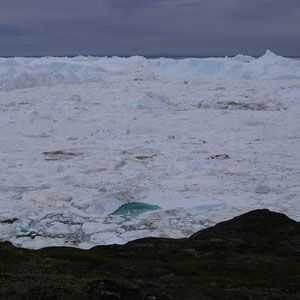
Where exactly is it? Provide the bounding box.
[155,50,300,80]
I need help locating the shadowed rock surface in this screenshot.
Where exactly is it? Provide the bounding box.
[0,209,299,299]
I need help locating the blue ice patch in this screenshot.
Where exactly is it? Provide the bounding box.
[255,186,269,195]
[110,202,162,218]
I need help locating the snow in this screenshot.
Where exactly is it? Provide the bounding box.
[0,51,299,249]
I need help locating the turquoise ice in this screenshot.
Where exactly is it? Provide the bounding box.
[111,202,162,218]
[255,186,269,195]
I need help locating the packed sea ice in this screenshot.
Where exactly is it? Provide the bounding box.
[0,50,299,249]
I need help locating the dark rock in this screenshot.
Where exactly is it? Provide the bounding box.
[43,150,84,161]
[209,154,230,160]
[0,218,18,224]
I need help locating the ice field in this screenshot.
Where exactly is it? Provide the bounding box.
[0,51,299,249]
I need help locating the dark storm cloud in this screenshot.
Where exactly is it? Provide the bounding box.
[0,0,299,56]
[227,0,300,18]
[104,0,200,11]
[0,24,25,37]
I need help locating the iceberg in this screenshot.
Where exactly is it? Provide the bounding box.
[155,50,300,80]
[1,51,299,92]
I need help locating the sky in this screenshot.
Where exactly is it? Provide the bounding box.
[0,0,300,56]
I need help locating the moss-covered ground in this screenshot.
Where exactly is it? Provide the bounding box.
[0,209,299,299]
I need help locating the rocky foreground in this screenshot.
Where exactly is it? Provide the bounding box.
[0,209,299,300]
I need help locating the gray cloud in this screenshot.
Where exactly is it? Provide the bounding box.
[0,24,25,37]
[226,0,300,18]
[0,0,299,56]
[104,0,201,10]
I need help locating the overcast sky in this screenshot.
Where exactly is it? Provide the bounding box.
[0,0,299,56]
